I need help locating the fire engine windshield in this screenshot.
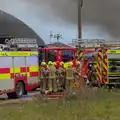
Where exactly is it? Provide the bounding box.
[39,50,46,63]
[48,50,57,62]
[62,50,74,62]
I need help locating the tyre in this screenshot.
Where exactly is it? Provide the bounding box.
[15,82,25,98]
[7,92,17,99]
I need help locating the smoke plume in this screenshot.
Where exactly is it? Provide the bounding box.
[0,0,120,42]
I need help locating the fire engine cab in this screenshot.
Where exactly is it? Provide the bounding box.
[0,38,39,98]
[39,47,76,67]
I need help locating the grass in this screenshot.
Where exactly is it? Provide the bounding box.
[0,89,120,120]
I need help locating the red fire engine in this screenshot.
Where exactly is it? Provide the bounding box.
[0,38,39,98]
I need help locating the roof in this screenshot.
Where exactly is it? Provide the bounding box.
[0,10,44,46]
[46,42,74,48]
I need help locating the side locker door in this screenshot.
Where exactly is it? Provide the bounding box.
[13,57,26,78]
[26,55,39,85]
[0,57,14,91]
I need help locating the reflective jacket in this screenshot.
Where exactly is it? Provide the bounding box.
[39,66,45,79]
[65,67,74,80]
[48,66,56,79]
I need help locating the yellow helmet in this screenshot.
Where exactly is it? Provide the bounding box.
[76,61,80,65]
[41,62,46,66]
[60,61,64,66]
[68,62,73,67]
[64,62,68,68]
[53,62,56,66]
[48,61,53,65]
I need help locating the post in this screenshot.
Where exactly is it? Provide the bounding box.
[50,31,53,44]
[77,0,84,95]
[78,0,83,40]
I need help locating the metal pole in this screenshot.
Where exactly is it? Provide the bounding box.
[50,31,53,44]
[78,0,83,40]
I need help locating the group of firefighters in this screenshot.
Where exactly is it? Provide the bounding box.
[39,61,82,94]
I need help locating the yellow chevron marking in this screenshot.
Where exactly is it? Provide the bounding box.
[103,63,107,71]
[105,59,108,63]
[98,52,102,57]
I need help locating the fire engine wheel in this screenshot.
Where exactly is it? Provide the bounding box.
[7,93,17,99]
[15,82,25,98]
[7,82,25,99]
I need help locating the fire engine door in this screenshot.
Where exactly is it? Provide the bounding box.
[0,57,14,91]
[13,57,26,77]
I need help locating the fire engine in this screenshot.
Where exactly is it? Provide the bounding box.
[72,39,120,87]
[0,38,39,98]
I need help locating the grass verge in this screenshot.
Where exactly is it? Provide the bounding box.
[0,89,120,120]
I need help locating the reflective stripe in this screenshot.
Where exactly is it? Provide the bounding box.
[108,50,120,54]
[27,72,30,78]
[0,65,38,80]
[0,68,10,74]
[30,72,38,77]
[0,52,6,56]
[20,67,27,73]
[30,66,38,72]
[7,52,30,56]
[0,51,38,57]
[10,68,14,73]
[97,50,102,82]
[98,52,102,59]
[0,74,10,79]
[14,68,20,73]
[102,49,108,84]
[103,62,107,71]
[30,52,38,56]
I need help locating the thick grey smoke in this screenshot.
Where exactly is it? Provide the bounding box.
[22,0,77,25]
[82,0,120,39]
[21,0,120,40]
[0,0,120,42]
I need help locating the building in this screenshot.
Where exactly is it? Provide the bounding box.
[0,10,44,46]
[46,42,73,48]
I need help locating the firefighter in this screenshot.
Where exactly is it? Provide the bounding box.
[57,62,65,91]
[75,61,81,79]
[48,61,57,93]
[39,62,49,93]
[39,62,46,93]
[65,62,74,94]
[74,61,81,88]
[44,63,49,92]
[53,62,57,68]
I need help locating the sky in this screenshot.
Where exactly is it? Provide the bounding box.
[0,0,119,44]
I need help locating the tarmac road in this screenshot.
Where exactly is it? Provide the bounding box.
[0,90,40,103]
[0,89,64,106]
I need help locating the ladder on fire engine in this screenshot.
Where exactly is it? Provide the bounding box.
[72,39,120,49]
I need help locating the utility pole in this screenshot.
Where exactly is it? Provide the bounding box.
[78,0,83,40]
[50,31,53,43]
